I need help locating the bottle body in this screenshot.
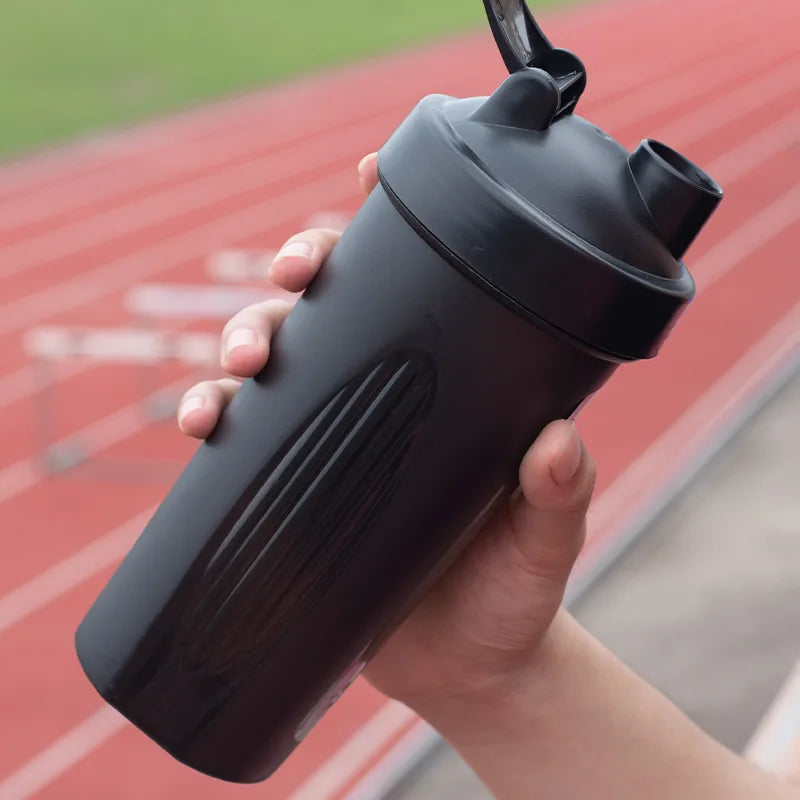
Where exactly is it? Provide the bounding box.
[76,186,618,783]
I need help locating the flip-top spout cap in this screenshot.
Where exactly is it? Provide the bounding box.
[483,0,586,120]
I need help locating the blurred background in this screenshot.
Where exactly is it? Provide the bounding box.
[0,0,798,798]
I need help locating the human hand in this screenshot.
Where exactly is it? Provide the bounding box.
[177,153,596,726]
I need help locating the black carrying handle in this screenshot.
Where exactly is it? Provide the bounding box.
[482,0,587,118]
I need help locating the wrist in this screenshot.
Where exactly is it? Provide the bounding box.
[415,612,792,800]
[406,609,582,750]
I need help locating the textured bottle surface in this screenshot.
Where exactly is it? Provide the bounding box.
[76,187,618,782]
[176,351,437,676]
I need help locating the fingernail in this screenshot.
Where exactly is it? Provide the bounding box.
[358,153,375,174]
[178,395,205,424]
[274,241,314,262]
[551,422,582,486]
[225,327,260,357]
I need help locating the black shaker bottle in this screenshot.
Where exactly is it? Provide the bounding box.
[75,0,723,783]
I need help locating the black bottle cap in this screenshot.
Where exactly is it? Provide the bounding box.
[378,0,723,361]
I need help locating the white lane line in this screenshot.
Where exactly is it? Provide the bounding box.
[0,49,403,202]
[1,123,795,506]
[2,310,795,639]
[0,460,40,510]
[1,183,792,799]
[0,700,415,800]
[0,0,727,198]
[0,70,795,344]
[0,43,440,201]
[0,111,380,239]
[0,6,792,800]
[0,510,152,634]
[0,167,357,336]
[0,108,795,614]
[0,707,127,800]
[346,314,800,800]
[286,702,418,800]
[701,111,800,185]
[695,184,800,292]
[0,113,396,280]
[599,41,800,131]
[654,72,800,149]
[0,0,762,236]
[0,103,794,416]
[342,721,438,800]
[0,376,190,505]
[746,658,800,775]
[1,307,795,800]
[584,306,800,548]
[1,35,798,289]
[0,362,88,414]
[577,2,792,108]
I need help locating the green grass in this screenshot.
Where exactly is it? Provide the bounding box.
[0,0,570,159]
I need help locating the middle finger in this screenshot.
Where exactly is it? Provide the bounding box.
[221,298,293,377]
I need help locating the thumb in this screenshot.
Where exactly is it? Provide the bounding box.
[368,420,595,695]
[508,420,595,586]
[357,153,379,195]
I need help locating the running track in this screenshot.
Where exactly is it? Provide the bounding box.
[0,0,799,796]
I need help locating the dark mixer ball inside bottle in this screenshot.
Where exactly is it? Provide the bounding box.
[75,0,723,784]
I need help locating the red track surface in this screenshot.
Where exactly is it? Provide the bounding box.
[0,0,798,797]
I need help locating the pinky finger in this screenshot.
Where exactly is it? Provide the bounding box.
[177,379,242,439]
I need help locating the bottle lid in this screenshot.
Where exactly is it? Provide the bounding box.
[378,0,723,361]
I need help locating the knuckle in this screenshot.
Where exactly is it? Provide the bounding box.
[581,454,597,499]
[221,312,248,339]
[286,228,342,249]
[259,298,293,317]
[218,378,242,393]
[221,298,289,338]
[283,229,316,246]
[317,227,344,239]
[553,467,595,515]
[187,380,214,396]
[244,300,291,331]
[562,479,593,515]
